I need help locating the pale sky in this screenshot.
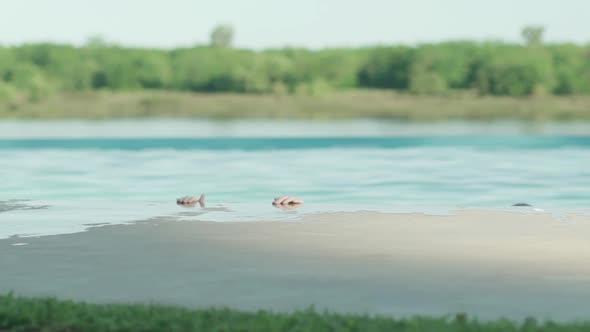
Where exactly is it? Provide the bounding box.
[1,0,588,49]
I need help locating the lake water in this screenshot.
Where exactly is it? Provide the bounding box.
[1,120,590,238]
[4,120,590,320]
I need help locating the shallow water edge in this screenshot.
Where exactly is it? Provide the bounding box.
[3,209,590,321]
[1,199,588,240]
[2,119,590,138]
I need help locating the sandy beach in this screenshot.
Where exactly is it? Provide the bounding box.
[2,209,590,321]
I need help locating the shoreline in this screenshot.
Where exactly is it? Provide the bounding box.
[3,209,590,320]
[2,199,589,240]
[2,90,590,121]
[2,119,590,138]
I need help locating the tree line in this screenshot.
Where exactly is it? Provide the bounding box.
[0,38,589,102]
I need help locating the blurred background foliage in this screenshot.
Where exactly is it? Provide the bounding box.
[0,26,589,102]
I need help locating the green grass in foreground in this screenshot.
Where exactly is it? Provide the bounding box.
[1,90,589,121]
[1,294,589,332]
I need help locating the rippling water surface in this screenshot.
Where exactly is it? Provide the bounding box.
[1,120,589,238]
[1,136,590,207]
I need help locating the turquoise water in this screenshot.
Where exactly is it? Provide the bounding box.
[4,122,590,320]
[2,120,590,238]
[1,136,589,207]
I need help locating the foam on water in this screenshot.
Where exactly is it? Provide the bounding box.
[0,199,459,239]
[2,199,590,240]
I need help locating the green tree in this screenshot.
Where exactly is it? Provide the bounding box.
[169,48,215,91]
[474,46,555,96]
[134,52,172,89]
[357,47,414,89]
[413,42,480,89]
[210,24,235,48]
[2,40,590,97]
[0,48,17,81]
[549,44,590,95]
[522,26,545,46]
[90,48,149,90]
[4,63,53,101]
[85,35,108,48]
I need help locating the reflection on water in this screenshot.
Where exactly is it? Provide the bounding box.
[0,200,50,213]
[1,119,590,138]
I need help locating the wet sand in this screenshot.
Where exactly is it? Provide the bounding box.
[2,210,590,321]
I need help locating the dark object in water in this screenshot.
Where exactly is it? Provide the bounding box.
[512,203,532,207]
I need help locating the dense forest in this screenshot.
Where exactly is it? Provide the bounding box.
[0,27,589,102]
